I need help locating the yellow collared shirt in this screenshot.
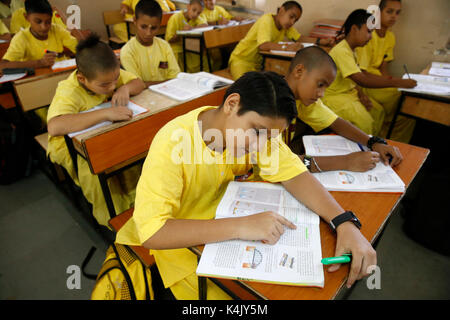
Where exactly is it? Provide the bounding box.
[165,10,207,53]
[356,30,395,76]
[200,5,233,23]
[10,7,66,34]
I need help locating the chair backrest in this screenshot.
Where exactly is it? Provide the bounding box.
[103,10,126,26]
[203,22,254,49]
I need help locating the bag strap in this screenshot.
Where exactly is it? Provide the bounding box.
[111,243,137,300]
[81,246,98,280]
[141,261,151,300]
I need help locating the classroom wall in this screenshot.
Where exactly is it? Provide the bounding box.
[52,0,449,76]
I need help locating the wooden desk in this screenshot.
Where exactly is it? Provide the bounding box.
[0,41,10,60]
[180,22,254,72]
[261,42,331,76]
[106,139,429,300]
[71,87,228,219]
[387,67,450,137]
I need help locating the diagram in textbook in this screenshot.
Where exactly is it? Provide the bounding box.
[242,246,263,269]
[338,171,355,185]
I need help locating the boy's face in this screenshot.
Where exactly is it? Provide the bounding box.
[289,64,336,106]
[134,14,161,46]
[25,12,52,39]
[353,23,373,47]
[381,1,402,28]
[222,94,289,157]
[77,67,120,96]
[277,6,302,30]
[204,0,215,11]
[187,3,203,20]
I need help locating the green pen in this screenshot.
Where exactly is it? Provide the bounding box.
[321,254,352,265]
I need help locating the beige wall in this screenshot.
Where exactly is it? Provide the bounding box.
[51,0,449,76]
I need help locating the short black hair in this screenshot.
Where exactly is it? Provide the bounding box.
[281,1,303,13]
[223,71,297,124]
[135,0,163,20]
[337,9,372,37]
[288,46,336,73]
[380,0,401,11]
[25,0,53,16]
[75,34,119,80]
[190,0,204,7]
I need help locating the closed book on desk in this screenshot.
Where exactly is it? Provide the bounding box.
[196,181,325,288]
[149,72,233,101]
[303,135,405,193]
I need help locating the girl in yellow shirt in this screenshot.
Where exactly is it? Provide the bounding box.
[355,0,415,143]
[116,71,377,300]
[228,1,304,80]
[322,9,416,136]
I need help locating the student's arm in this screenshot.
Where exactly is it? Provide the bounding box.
[281,171,377,288]
[120,3,133,16]
[0,52,57,69]
[111,78,146,107]
[350,71,416,89]
[378,61,390,77]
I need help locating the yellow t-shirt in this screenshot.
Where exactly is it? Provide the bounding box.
[325,39,361,96]
[116,106,307,287]
[200,5,233,23]
[156,0,176,12]
[355,30,395,76]
[0,20,9,35]
[10,7,66,34]
[297,99,338,132]
[3,24,77,62]
[120,36,180,82]
[122,0,140,20]
[165,10,207,54]
[47,69,138,179]
[229,13,301,69]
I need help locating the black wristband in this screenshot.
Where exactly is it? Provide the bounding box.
[367,136,387,150]
[303,156,312,170]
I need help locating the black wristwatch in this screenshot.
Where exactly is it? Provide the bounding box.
[303,156,312,170]
[329,211,362,232]
[367,136,387,150]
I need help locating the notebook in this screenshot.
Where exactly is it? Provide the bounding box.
[428,62,450,78]
[196,181,324,288]
[51,58,77,72]
[149,72,233,101]
[68,101,147,137]
[400,73,450,96]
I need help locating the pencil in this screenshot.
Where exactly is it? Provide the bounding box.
[403,64,411,79]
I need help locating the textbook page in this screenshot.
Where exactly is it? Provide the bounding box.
[67,101,147,137]
[400,74,450,96]
[0,72,27,84]
[149,72,233,101]
[303,135,366,157]
[51,58,76,71]
[176,26,214,35]
[313,162,405,192]
[429,62,450,77]
[196,182,324,287]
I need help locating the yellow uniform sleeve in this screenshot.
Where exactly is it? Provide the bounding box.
[286,26,301,41]
[165,12,181,43]
[0,20,9,35]
[56,24,78,53]
[333,42,361,79]
[9,8,26,33]
[297,99,338,133]
[120,41,141,78]
[256,14,276,46]
[218,6,233,20]
[2,30,26,61]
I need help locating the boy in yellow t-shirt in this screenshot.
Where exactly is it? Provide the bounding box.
[355,0,415,143]
[114,0,177,43]
[115,71,377,300]
[47,34,146,227]
[120,0,180,87]
[322,9,416,136]
[9,2,66,34]
[165,0,208,73]
[284,46,403,172]
[228,1,304,80]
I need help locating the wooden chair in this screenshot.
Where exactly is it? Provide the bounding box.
[102,10,129,48]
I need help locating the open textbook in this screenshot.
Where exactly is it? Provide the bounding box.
[428,62,450,78]
[51,58,77,72]
[196,181,324,288]
[400,73,450,96]
[176,19,255,35]
[303,135,405,193]
[270,42,315,55]
[68,101,147,137]
[149,72,233,101]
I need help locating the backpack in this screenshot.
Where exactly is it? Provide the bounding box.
[90,243,154,300]
[0,106,33,185]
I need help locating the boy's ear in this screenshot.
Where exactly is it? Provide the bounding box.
[76,72,87,85]
[293,63,306,79]
[223,93,241,115]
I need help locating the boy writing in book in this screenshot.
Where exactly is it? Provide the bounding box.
[165,0,209,73]
[285,46,402,173]
[115,0,177,43]
[355,0,414,143]
[201,0,239,26]
[9,0,66,34]
[321,9,416,136]
[115,71,377,299]
[47,34,146,227]
[120,0,180,87]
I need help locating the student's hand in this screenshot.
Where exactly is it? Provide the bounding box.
[104,106,133,122]
[344,151,380,172]
[183,24,193,31]
[218,18,230,25]
[120,7,128,16]
[328,222,377,289]
[111,86,130,107]
[398,78,417,89]
[357,90,373,111]
[287,42,303,52]
[38,52,57,68]
[320,38,335,47]
[237,211,296,245]
[371,143,403,167]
